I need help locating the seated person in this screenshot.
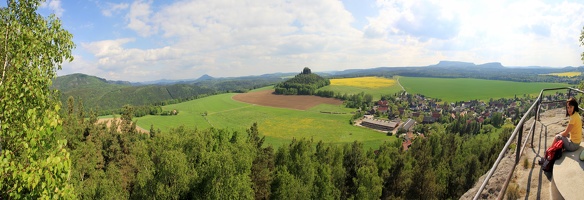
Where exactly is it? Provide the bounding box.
[553,97,582,152]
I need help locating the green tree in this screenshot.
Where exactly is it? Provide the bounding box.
[153,150,191,199]
[0,0,75,198]
[490,112,504,128]
[580,26,584,62]
[376,141,412,199]
[273,139,315,198]
[354,161,382,200]
[363,94,373,107]
[247,123,275,199]
[271,167,309,199]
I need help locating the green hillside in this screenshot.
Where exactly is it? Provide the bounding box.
[52,73,131,91]
[399,76,571,102]
[135,93,393,149]
[53,73,130,112]
[53,74,216,114]
[53,73,283,114]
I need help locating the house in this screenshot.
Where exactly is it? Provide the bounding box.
[377,100,389,107]
[402,140,412,151]
[398,107,405,115]
[431,112,441,120]
[422,116,435,124]
[377,106,389,114]
[412,112,420,118]
[507,107,517,118]
[400,118,415,131]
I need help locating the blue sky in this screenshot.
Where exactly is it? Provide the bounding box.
[8,0,584,82]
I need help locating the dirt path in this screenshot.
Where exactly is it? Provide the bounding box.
[396,76,406,92]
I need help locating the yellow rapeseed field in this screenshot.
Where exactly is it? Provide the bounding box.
[544,72,581,77]
[330,77,395,88]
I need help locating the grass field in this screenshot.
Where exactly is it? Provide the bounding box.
[135,93,394,149]
[399,77,570,102]
[541,72,582,77]
[319,77,403,100]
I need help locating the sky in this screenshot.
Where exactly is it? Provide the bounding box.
[7,0,584,82]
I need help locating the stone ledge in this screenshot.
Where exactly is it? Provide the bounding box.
[552,145,584,200]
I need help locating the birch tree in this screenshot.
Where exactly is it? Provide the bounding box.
[0,0,75,198]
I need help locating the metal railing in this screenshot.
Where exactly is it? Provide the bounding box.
[473,87,584,200]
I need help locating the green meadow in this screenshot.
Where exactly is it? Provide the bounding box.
[135,93,394,149]
[399,76,570,102]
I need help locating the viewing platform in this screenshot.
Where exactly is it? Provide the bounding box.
[551,145,584,200]
[465,108,584,199]
[514,109,584,200]
[463,88,584,200]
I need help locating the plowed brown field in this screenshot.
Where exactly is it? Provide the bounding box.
[232,89,343,110]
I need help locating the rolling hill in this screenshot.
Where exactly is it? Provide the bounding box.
[52,73,280,114]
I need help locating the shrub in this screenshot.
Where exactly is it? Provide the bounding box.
[505,183,521,200]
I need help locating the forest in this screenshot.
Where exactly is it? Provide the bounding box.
[57,100,512,199]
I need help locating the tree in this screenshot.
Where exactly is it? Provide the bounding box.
[580,26,584,63]
[153,150,191,199]
[363,94,373,107]
[0,0,75,198]
[490,112,504,128]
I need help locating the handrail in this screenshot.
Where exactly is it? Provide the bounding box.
[473,87,584,200]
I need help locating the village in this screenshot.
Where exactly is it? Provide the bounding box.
[357,91,573,150]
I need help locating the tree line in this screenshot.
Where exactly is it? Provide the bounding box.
[316,91,374,109]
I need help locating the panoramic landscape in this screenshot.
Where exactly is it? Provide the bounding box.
[2,0,584,199]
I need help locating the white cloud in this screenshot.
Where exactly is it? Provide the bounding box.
[364,0,584,67]
[127,0,154,37]
[101,2,129,17]
[86,0,375,81]
[41,0,64,17]
[65,0,584,82]
[82,38,135,58]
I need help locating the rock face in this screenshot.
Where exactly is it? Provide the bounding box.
[460,108,568,199]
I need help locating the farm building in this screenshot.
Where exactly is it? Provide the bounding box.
[400,118,415,131]
[360,118,399,131]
